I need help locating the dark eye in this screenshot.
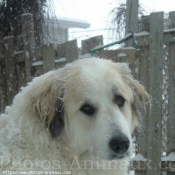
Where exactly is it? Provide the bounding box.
[80,104,95,116]
[114,95,125,107]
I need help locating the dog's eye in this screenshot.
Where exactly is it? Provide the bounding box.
[80,104,95,116]
[114,95,125,107]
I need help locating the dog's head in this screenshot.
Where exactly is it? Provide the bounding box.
[30,57,148,161]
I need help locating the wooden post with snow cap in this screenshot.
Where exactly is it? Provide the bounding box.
[21,13,35,82]
[125,0,139,46]
[147,12,164,175]
[134,16,150,175]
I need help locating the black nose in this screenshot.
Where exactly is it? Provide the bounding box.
[109,135,130,154]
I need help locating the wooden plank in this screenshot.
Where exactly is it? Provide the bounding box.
[133,29,175,46]
[42,44,55,73]
[147,12,164,175]
[0,48,7,113]
[15,51,25,63]
[0,41,3,57]
[65,40,78,63]
[0,41,6,112]
[82,35,103,54]
[17,62,27,88]
[4,37,16,105]
[135,32,175,47]
[164,31,175,43]
[95,50,119,62]
[0,63,3,112]
[135,34,150,47]
[16,35,24,51]
[136,46,149,160]
[167,11,175,159]
[95,48,136,65]
[125,0,139,46]
[21,13,35,82]
[164,10,175,45]
[34,47,43,61]
[135,14,150,164]
[169,11,175,27]
[32,65,43,77]
[56,43,66,59]
[0,43,3,111]
[125,0,139,34]
[141,16,150,32]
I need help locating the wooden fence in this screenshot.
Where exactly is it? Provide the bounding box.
[0,11,175,175]
[129,11,175,175]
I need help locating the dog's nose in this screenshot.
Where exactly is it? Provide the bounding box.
[109,135,130,154]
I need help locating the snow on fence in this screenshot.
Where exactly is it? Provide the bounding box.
[0,11,175,175]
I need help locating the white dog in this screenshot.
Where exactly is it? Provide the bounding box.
[0,57,148,175]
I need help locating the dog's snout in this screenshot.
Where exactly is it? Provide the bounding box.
[109,135,130,154]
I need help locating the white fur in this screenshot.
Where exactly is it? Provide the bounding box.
[0,57,148,175]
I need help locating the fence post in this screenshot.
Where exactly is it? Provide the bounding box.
[56,43,66,59]
[42,44,55,73]
[4,37,16,105]
[125,0,139,46]
[147,12,164,175]
[167,11,175,159]
[21,13,35,82]
[0,41,7,111]
[65,40,78,63]
[133,16,150,175]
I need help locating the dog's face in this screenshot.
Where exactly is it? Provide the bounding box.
[32,58,148,161]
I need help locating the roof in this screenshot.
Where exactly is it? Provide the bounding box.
[45,17,90,29]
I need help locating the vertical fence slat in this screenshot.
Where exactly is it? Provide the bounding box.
[167,12,175,159]
[4,37,16,105]
[134,16,150,175]
[56,43,66,59]
[147,12,164,175]
[141,16,150,32]
[42,44,55,73]
[137,48,150,150]
[125,0,139,46]
[0,41,6,111]
[135,47,149,175]
[65,40,78,63]
[21,13,35,82]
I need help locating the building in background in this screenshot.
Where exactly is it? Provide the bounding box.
[43,17,90,44]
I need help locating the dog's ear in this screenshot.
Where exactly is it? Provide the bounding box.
[49,101,64,137]
[29,72,65,137]
[117,63,150,131]
[118,63,149,112]
[131,79,149,104]
[129,78,150,134]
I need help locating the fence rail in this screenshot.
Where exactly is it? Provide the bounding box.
[0,11,175,175]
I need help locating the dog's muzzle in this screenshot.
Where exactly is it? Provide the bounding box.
[109,135,130,159]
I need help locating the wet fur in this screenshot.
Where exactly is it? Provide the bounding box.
[0,58,148,175]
